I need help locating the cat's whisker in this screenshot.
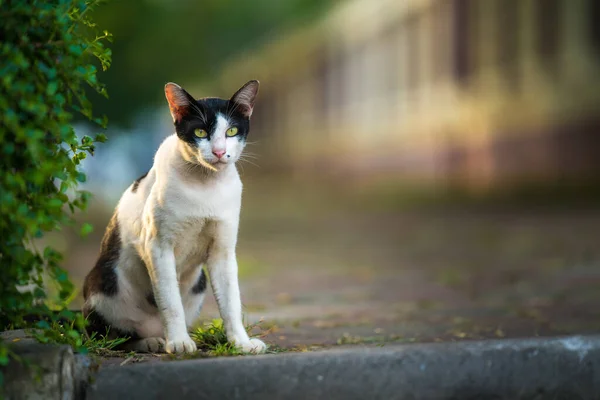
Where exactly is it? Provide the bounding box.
[238,157,260,168]
[185,99,207,124]
[227,99,243,120]
[188,102,207,124]
[237,161,245,175]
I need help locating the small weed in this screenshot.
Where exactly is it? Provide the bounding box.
[190,318,294,357]
[191,318,257,356]
[191,319,230,352]
[336,333,386,345]
[210,342,243,357]
[436,269,465,287]
[84,330,130,354]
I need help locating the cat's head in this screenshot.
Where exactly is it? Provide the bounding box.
[164,80,259,171]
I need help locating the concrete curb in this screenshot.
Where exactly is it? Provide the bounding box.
[87,335,600,400]
[1,343,77,400]
[0,330,94,400]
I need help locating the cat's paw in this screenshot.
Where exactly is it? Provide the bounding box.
[122,337,166,353]
[237,338,267,354]
[141,337,166,353]
[138,337,166,353]
[165,335,197,354]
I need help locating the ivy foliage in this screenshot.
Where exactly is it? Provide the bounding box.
[0,0,112,378]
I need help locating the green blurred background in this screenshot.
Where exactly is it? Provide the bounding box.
[61,0,600,346]
[90,0,335,126]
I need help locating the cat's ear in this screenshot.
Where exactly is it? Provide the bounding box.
[165,82,195,122]
[230,80,259,118]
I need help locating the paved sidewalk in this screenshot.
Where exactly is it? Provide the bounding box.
[223,181,600,350]
[64,179,600,360]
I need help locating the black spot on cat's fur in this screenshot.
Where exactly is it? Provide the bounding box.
[131,171,149,193]
[191,269,207,294]
[83,213,121,299]
[146,292,157,308]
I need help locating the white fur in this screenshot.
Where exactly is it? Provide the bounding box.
[84,127,266,354]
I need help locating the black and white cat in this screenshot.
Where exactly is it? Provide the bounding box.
[82,80,267,354]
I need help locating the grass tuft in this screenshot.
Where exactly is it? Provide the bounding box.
[191,319,244,356]
[190,318,278,357]
[31,318,129,356]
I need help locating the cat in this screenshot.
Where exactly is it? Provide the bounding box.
[82,80,267,354]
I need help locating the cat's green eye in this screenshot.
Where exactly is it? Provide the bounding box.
[226,127,238,137]
[194,128,207,138]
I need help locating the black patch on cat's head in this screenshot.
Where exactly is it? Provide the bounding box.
[83,213,120,299]
[191,269,207,294]
[164,81,259,148]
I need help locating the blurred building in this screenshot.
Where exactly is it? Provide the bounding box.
[210,0,600,190]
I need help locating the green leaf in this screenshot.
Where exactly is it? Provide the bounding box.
[56,271,69,283]
[47,198,63,208]
[67,330,80,339]
[0,347,8,366]
[80,223,93,237]
[46,82,58,96]
[37,320,50,330]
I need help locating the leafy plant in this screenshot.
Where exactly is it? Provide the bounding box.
[0,0,112,383]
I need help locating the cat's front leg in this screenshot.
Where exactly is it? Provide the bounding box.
[207,222,267,354]
[145,241,197,354]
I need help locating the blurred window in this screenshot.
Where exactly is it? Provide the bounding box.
[406,15,420,91]
[432,0,451,82]
[358,43,370,100]
[316,50,330,120]
[381,22,401,95]
[536,0,561,73]
[497,0,520,89]
[452,0,476,86]
[591,0,600,59]
[330,47,345,118]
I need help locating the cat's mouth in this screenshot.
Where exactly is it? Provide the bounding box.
[208,158,230,169]
[196,154,230,170]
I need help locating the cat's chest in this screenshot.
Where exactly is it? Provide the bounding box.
[164,175,241,221]
[158,176,241,267]
[171,218,213,268]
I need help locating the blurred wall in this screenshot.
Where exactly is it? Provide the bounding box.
[209,0,600,190]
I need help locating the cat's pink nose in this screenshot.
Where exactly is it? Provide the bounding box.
[212,149,226,159]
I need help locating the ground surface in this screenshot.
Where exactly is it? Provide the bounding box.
[62,177,600,365]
